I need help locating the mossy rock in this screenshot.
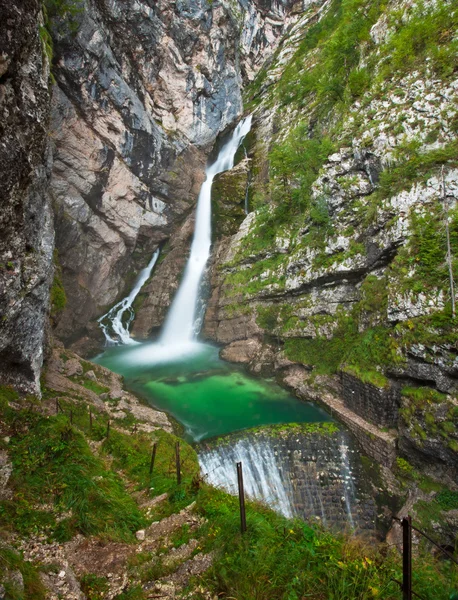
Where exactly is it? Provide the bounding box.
[212,160,250,238]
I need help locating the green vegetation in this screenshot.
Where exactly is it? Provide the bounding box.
[222,0,458,398]
[0,546,47,600]
[196,485,458,600]
[80,379,110,395]
[41,0,83,67]
[276,0,386,111]
[102,427,200,514]
[1,386,458,598]
[436,490,458,511]
[208,422,340,448]
[80,574,109,600]
[284,321,401,383]
[376,140,458,202]
[378,0,458,80]
[399,385,457,450]
[50,250,67,320]
[0,411,145,541]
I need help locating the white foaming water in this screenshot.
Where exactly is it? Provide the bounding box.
[161,115,252,346]
[113,116,252,366]
[98,249,160,345]
[339,440,356,529]
[199,437,295,519]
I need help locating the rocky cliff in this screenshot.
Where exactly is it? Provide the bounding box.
[204,0,458,480]
[48,0,307,350]
[0,0,54,395]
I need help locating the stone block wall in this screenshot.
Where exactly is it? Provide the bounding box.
[342,372,400,428]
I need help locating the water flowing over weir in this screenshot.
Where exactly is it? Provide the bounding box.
[98,249,160,345]
[198,429,377,534]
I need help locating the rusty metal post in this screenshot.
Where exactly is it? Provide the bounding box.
[176,442,181,485]
[89,408,93,431]
[237,462,247,534]
[149,442,157,475]
[402,515,412,600]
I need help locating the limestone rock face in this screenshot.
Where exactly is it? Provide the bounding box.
[212,158,250,238]
[50,0,305,348]
[203,0,458,479]
[0,0,53,394]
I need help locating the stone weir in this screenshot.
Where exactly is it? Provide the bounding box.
[198,424,378,536]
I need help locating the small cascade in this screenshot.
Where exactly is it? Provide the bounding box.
[199,437,295,518]
[199,429,376,532]
[339,440,356,529]
[160,115,252,346]
[98,249,160,345]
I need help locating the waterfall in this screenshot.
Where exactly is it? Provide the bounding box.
[161,115,252,346]
[98,249,160,345]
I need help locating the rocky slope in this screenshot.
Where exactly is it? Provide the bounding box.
[0,0,54,395]
[203,0,458,480]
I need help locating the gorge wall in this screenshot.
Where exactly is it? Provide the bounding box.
[0,0,315,389]
[201,0,458,482]
[48,0,308,352]
[0,0,54,395]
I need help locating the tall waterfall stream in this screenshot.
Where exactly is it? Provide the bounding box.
[95,117,375,533]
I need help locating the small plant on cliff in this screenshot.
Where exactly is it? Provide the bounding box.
[50,250,67,321]
[41,0,83,67]
[44,0,82,25]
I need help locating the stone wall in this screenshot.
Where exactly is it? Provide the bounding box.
[341,372,400,428]
[0,0,53,394]
[282,365,398,468]
[199,426,378,535]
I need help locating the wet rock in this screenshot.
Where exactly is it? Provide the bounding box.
[220,338,262,364]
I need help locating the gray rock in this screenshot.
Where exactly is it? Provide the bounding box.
[136,529,146,541]
[85,370,97,381]
[0,0,53,395]
[64,359,83,378]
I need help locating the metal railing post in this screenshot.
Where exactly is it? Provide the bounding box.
[149,442,157,475]
[176,442,181,485]
[402,515,412,600]
[237,462,247,534]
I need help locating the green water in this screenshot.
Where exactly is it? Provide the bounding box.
[94,342,331,442]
